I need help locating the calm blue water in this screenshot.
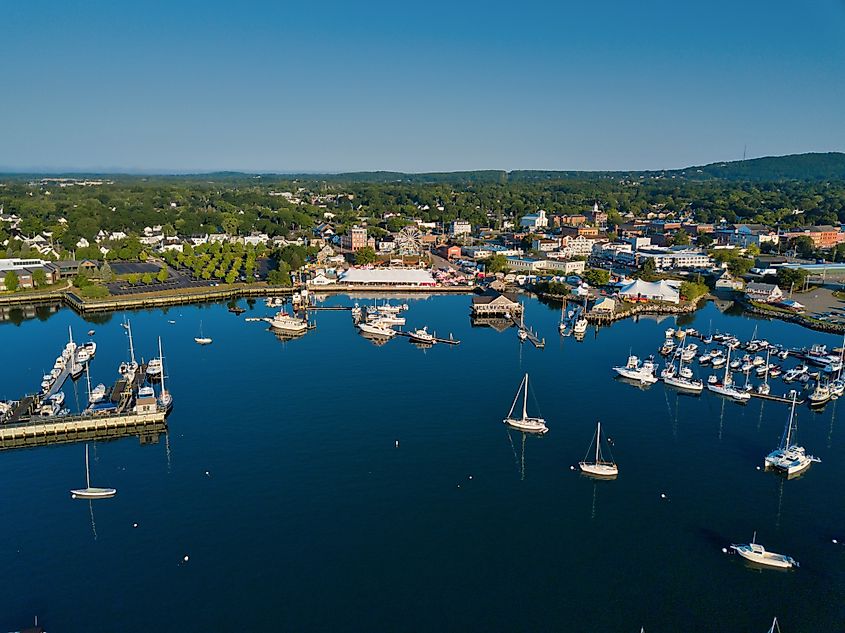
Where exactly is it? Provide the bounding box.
[1,295,843,632]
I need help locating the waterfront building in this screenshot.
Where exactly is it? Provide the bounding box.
[339,268,436,286]
[340,227,374,252]
[505,257,586,274]
[471,289,522,316]
[636,247,713,271]
[745,282,784,303]
[0,258,61,289]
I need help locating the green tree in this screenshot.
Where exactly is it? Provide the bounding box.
[727,257,754,277]
[583,268,610,287]
[127,273,139,285]
[32,269,48,288]
[671,229,690,246]
[777,266,808,291]
[222,214,240,236]
[354,246,378,265]
[790,236,816,259]
[4,271,19,292]
[679,280,708,301]
[99,261,114,282]
[141,273,153,285]
[156,268,169,283]
[697,233,715,247]
[640,258,657,280]
[483,253,509,274]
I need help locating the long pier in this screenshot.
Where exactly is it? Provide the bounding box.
[0,409,167,450]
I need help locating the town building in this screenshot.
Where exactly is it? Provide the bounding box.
[585,203,608,227]
[340,227,373,252]
[449,220,473,237]
[505,257,586,274]
[0,258,60,290]
[781,226,845,250]
[339,268,436,286]
[519,209,549,230]
[560,225,600,239]
[471,289,522,316]
[554,214,587,227]
[636,248,713,271]
[745,282,784,303]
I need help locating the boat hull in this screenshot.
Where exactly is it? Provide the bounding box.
[71,487,117,499]
[503,417,548,435]
[579,462,618,478]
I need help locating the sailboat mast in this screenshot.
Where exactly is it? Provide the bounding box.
[522,373,529,420]
[159,336,167,395]
[785,394,797,447]
[724,347,731,384]
[127,321,136,365]
[85,444,91,489]
[68,325,74,347]
[763,348,771,386]
[85,362,92,401]
[595,422,601,463]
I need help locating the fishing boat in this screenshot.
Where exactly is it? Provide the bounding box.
[707,347,750,402]
[765,393,820,476]
[194,320,213,345]
[808,380,831,407]
[503,373,548,434]
[358,319,396,338]
[269,310,308,334]
[578,421,618,477]
[613,355,659,384]
[70,444,117,499]
[408,327,435,344]
[730,532,799,569]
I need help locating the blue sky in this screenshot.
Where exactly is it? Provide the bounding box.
[2,0,844,173]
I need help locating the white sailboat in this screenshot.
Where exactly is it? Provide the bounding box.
[757,348,772,395]
[503,373,548,434]
[578,421,618,477]
[662,337,703,393]
[730,532,799,569]
[765,393,820,476]
[85,363,107,406]
[707,347,750,402]
[517,305,528,341]
[157,336,173,412]
[119,318,140,378]
[194,320,213,345]
[70,444,116,499]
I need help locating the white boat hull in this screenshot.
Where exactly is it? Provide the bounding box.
[614,368,658,384]
[503,417,548,435]
[71,487,117,499]
[663,376,704,393]
[579,462,618,477]
[358,323,396,338]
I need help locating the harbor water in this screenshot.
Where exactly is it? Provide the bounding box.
[1,295,844,632]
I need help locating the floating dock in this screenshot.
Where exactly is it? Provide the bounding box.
[750,392,807,405]
[0,409,167,450]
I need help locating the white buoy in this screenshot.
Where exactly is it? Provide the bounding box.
[834,539,839,544]
[132,522,138,528]
[395,440,399,448]
[183,555,189,563]
[722,547,728,553]
[755,466,761,470]
[468,475,473,480]
[205,471,210,477]
[570,465,575,471]
[660,493,668,500]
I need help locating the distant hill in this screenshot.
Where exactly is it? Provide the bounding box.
[672,152,845,181]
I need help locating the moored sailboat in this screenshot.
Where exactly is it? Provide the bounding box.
[70,444,116,499]
[503,373,548,434]
[765,393,820,476]
[578,421,618,477]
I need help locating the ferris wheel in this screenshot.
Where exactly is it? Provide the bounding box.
[396,226,424,256]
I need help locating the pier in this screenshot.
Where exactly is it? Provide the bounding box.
[509,315,545,348]
[0,410,167,450]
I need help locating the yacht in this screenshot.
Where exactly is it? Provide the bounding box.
[731,533,799,569]
[69,361,84,380]
[765,394,820,476]
[699,351,713,365]
[90,383,107,404]
[711,354,726,369]
[664,371,704,393]
[613,355,659,385]
[409,327,435,344]
[503,373,548,434]
[573,297,588,334]
[269,310,308,334]
[369,312,405,326]
[782,365,807,383]
[358,319,396,338]
[578,421,618,477]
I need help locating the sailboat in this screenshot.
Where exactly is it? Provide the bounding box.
[765,393,820,476]
[194,320,213,345]
[579,421,618,477]
[757,348,772,395]
[558,298,572,336]
[517,304,528,341]
[503,373,548,434]
[157,336,173,413]
[766,617,781,633]
[707,346,750,402]
[70,444,116,499]
[118,318,139,379]
[661,336,703,393]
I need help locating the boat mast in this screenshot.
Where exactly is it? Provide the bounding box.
[127,320,136,365]
[68,325,74,347]
[724,346,732,385]
[159,336,167,397]
[763,348,771,387]
[522,373,529,421]
[784,393,797,448]
[85,444,91,489]
[85,362,92,401]
[595,421,601,464]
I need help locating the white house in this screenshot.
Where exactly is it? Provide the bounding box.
[449,220,473,237]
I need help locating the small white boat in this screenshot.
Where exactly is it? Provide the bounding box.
[146,357,163,377]
[503,373,547,434]
[409,327,435,344]
[711,356,727,369]
[69,362,84,380]
[578,421,618,478]
[808,381,831,407]
[70,444,117,500]
[731,532,798,569]
[358,320,396,338]
[157,337,173,412]
[195,320,213,345]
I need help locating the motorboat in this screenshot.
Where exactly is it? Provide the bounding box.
[146,357,163,378]
[409,327,435,344]
[765,393,820,476]
[613,355,658,385]
[578,421,618,477]
[269,310,308,334]
[808,381,831,407]
[731,533,799,569]
[503,373,548,434]
[358,320,396,338]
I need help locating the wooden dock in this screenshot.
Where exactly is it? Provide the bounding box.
[0,409,167,450]
[749,392,806,405]
[509,315,545,348]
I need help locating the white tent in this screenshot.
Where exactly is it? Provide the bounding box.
[618,279,680,304]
